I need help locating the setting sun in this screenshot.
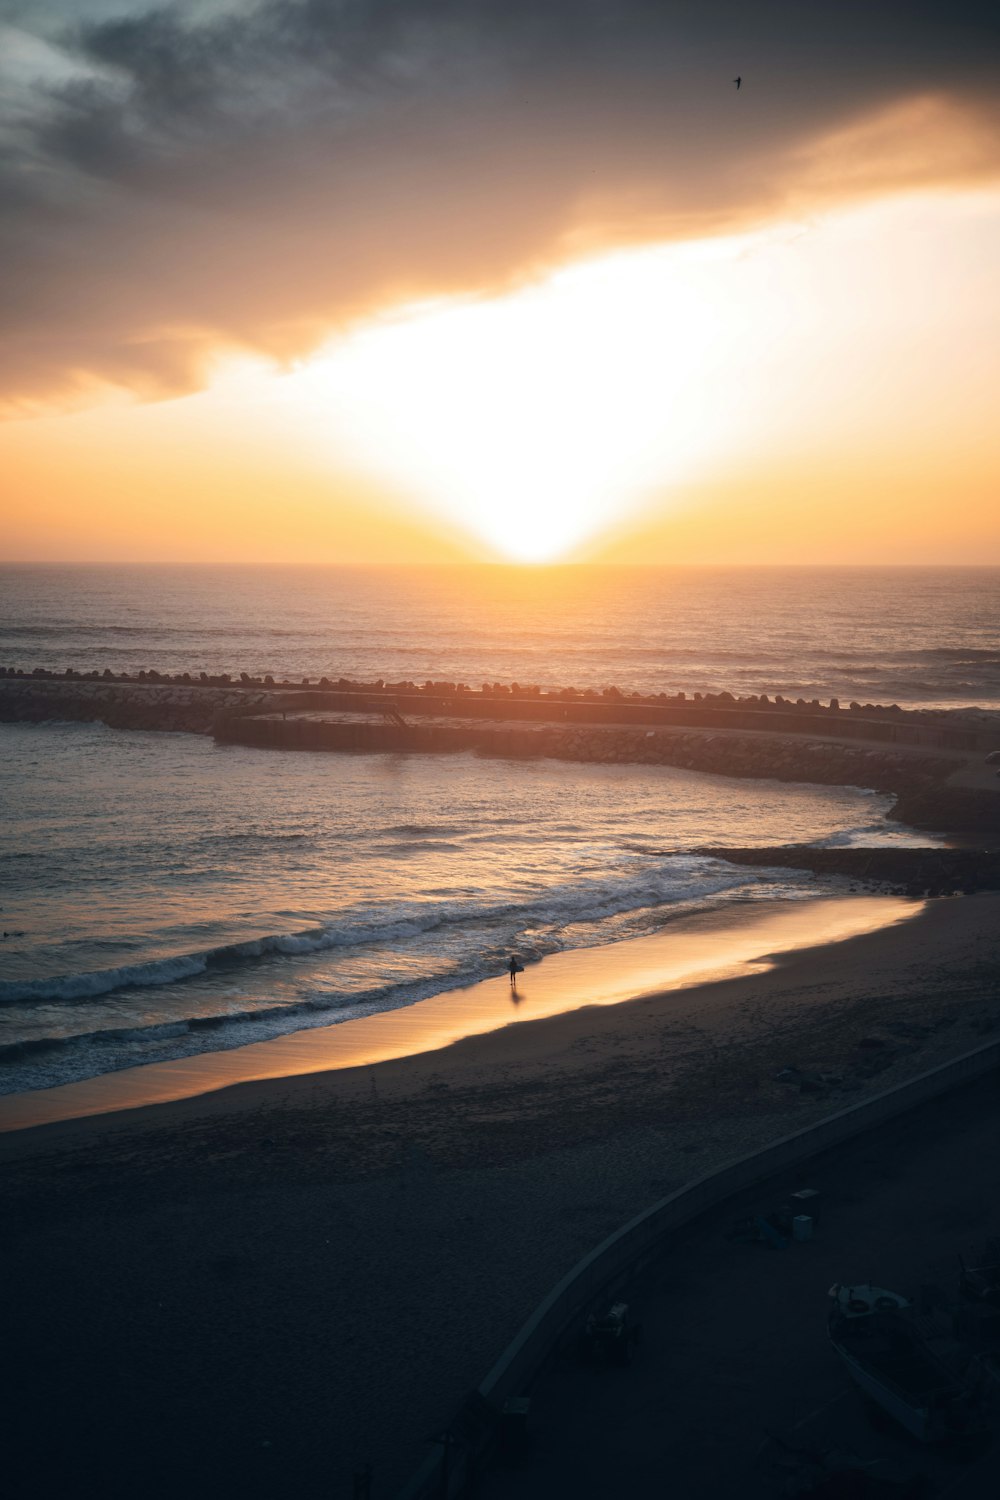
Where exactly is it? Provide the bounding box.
[289,246,736,561]
[266,188,1000,563]
[4,182,999,566]
[4,3,1000,1493]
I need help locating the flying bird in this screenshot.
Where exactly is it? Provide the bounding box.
[733,75,742,89]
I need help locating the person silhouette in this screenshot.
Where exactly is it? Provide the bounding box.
[508,956,519,986]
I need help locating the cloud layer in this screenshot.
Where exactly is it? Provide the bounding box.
[2,0,998,407]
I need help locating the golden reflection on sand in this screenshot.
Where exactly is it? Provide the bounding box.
[0,895,920,1132]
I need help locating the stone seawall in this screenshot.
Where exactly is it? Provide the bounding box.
[213,713,998,836]
[216,710,955,791]
[693,846,1000,894]
[2,672,997,752]
[4,676,999,836]
[0,679,310,734]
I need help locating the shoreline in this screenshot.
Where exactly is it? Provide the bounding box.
[0,891,920,1136]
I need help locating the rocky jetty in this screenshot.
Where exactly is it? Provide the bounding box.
[4,668,999,838]
[528,724,959,796]
[0,678,295,734]
[2,667,996,751]
[693,846,1000,896]
[214,713,1000,836]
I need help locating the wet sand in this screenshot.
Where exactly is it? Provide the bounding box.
[2,894,999,1499]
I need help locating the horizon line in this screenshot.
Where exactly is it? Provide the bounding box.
[3,559,1000,571]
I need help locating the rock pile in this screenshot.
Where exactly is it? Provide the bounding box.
[0,678,285,735]
[2,665,993,745]
[692,846,1000,895]
[523,725,957,796]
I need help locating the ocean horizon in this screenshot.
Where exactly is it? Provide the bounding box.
[3,563,999,708]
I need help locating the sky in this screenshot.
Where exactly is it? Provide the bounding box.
[2,0,999,564]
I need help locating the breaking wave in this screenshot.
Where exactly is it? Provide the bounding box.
[0,857,768,1008]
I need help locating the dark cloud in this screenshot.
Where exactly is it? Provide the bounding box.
[1,0,998,407]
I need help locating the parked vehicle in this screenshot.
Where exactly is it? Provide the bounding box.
[828,1283,991,1443]
[579,1301,641,1366]
[959,1241,1000,1309]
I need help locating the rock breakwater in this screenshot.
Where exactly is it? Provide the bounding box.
[4,673,999,837]
[216,711,958,792]
[216,712,998,836]
[522,724,957,798]
[2,667,997,751]
[0,678,299,734]
[693,846,1000,895]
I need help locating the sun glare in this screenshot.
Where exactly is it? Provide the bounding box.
[290,239,765,560]
[251,189,1000,564]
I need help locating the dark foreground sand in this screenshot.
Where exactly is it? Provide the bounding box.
[481,1069,1000,1500]
[2,894,999,1499]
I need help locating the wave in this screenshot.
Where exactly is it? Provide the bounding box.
[0,876,826,1090]
[0,622,318,640]
[198,830,312,848]
[381,822,471,838]
[897,647,1000,663]
[0,915,460,1005]
[0,1036,67,1061]
[0,953,213,1005]
[0,989,383,1066]
[381,840,462,855]
[6,622,998,666]
[0,857,767,1008]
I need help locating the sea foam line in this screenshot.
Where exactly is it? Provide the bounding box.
[0,859,770,1006]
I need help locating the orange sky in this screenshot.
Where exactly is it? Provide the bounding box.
[2,5,999,565]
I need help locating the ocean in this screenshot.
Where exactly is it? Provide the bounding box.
[3,564,1000,707]
[2,564,996,1098]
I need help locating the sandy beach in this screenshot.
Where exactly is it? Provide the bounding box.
[0,890,919,1131]
[3,891,999,1498]
[5,0,1000,1486]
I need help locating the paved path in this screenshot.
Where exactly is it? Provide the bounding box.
[479,1071,1000,1499]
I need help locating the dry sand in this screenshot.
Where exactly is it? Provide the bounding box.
[2,893,999,1499]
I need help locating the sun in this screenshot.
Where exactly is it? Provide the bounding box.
[290,240,748,560]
